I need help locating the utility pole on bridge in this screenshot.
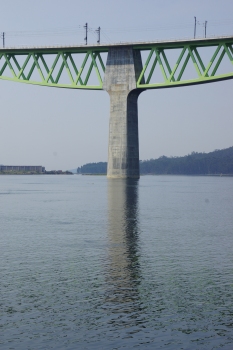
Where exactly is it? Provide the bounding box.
[84,23,88,45]
[205,21,207,38]
[194,17,196,39]
[1,32,5,48]
[96,27,100,44]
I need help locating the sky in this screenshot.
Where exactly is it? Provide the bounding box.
[1,0,233,170]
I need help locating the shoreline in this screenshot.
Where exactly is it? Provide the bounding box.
[0,172,73,175]
[1,172,233,177]
[81,173,233,177]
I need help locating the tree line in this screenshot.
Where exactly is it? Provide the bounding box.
[77,146,233,175]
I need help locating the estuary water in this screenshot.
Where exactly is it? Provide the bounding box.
[1,175,233,349]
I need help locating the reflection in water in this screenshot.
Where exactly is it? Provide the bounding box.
[2,176,233,348]
[105,179,143,326]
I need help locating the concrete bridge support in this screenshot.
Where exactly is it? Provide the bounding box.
[103,47,144,178]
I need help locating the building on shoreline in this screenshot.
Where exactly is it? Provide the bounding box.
[0,165,45,173]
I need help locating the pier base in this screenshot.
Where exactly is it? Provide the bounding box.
[103,47,144,179]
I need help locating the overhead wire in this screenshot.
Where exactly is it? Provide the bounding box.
[1,18,233,44]
[101,30,112,43]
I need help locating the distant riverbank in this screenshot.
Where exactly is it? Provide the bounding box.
[80,173,233,177]
[0,170,73,175]
[77,146,233,176]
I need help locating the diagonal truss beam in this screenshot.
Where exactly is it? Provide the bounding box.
[0,49,106,89]
[137,41,233,89]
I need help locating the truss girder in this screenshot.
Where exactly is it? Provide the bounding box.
[0,49,106,89]
[0,39,233,89]
[136,41,233,89]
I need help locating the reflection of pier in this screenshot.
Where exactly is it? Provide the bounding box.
[105,179,142,318]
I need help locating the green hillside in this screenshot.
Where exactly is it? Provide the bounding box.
[77,162,107,175]
[77,147,233,175]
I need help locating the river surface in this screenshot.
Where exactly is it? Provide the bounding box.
[1,175,233,349]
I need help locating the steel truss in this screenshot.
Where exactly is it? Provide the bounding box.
[0,38,233,90]
[0,48,107,89]
[136,40,233,89]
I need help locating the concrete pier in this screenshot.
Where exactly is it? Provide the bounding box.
[103,47,144,178]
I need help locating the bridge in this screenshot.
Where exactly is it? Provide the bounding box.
[1,36,233,178]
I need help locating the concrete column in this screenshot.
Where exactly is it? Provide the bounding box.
[103,47,144,179]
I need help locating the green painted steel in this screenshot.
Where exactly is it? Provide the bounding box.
[0,37,233,89]
[135,38,233,89]
[0,48,107,89]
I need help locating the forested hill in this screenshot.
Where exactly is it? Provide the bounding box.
[77,162,107,174]
[140,147,233,175]
[77,147,233,175]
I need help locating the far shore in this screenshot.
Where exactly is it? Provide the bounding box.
[0,171,73,175]
[1,172,233,177]
[81,173,233,177]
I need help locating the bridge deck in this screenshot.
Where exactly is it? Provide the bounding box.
[0,35,233,53]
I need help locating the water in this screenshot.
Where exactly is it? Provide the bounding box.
[1,175,233,349]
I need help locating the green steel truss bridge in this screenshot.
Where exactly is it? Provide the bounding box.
[1,36,233,178]
[0,36,233,90]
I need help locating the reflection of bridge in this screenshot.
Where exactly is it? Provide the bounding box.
[1,36,233,178]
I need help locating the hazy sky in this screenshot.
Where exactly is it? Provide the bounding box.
[1,0,233,170]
